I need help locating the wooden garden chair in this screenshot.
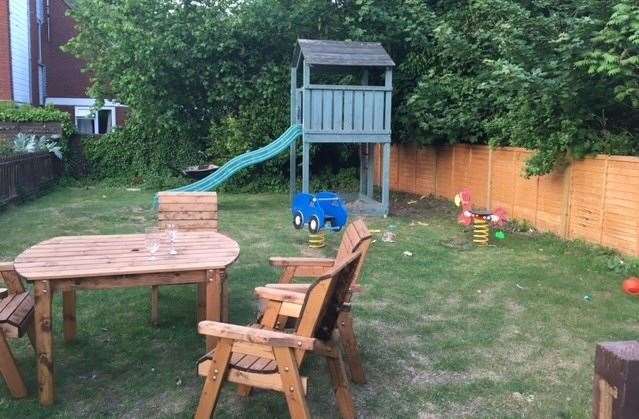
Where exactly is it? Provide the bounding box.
[151,191,218,325]
[194,251,362,419]
[262,219,371,384]
[0,262,35,398]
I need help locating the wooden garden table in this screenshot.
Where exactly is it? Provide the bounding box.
[13,231,240,406]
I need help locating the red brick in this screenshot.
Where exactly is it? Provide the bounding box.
[0,0,13,101]
[46,0,91,98]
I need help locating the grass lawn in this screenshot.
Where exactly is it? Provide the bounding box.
[0,183,638,418]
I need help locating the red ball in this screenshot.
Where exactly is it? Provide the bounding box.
[622,277,639,295]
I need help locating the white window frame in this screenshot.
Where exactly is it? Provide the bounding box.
[74,106,116,135]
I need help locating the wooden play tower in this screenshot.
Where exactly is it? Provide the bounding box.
[290,39,394,215]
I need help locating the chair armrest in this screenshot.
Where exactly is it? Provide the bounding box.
[198,321,315,350]
[254,287,306,304]
[0,262,14,272]
[264,283,312,292]
[265,282,362,293]
[269,257,335,268]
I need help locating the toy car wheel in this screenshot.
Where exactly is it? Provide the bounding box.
[308,216,320,234]
[293,211,304,229]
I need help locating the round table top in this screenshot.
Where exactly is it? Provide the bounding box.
[14,231,240,280]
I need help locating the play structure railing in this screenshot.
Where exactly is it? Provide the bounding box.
[302,85,391,136]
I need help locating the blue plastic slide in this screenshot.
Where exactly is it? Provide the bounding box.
[166,124,302,193]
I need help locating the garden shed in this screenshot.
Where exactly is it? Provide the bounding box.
[290,39,394,215]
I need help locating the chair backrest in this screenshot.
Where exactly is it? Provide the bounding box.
[292,251,362,363]
[157,192,218,231]
[0,263,25,293]
[334,219,372,289]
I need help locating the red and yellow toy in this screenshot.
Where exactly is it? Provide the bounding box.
[454,188,508,245]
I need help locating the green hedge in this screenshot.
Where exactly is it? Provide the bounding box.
[0,102,74,138]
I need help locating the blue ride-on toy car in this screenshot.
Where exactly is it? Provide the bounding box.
[292,192,348,234]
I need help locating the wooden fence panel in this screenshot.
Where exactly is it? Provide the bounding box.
[415,146,436,196]
[536,170,565,235]
[390,144,400,190]
[601,159,639,255]
[397,144,417,194]
[376,144,639,256]
[490,149,518,217]
[434,147,453,198]
[0,152,62,206]
[512,150,538,223]
[465,146,490,209]
[569,158,607,244]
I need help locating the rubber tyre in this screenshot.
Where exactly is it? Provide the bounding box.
[308,216,321,234]
[293,211,304,229]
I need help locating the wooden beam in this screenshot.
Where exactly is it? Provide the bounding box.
[34,280,54,406]
[593,341,639,418]
[254,287,306,305]
[62,290,76,343]
[195,338,233,419]
[0,332,27,398]
[49,271,207,292]
[198,321,316,351]
[274,347,311,419]
[205,270,223,350]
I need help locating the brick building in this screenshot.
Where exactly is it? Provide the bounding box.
[0,0,126,134]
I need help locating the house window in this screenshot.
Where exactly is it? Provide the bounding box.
[75,107,115,135]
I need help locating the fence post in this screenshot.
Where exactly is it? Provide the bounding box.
[598,156,610,245]
[559,164,573,239]
[450,146,456,198]
[432,146,438,197]
[486,147,493,209]
[593,341,639,418]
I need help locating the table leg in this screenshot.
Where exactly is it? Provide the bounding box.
[205,269,225,351]
[150,286,160,327]
[196,282,207,324]
[63,290,76,343]
[34,280,54,406]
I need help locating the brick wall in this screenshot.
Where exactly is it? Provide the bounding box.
[0,0,12,101]
[45,0,90,98]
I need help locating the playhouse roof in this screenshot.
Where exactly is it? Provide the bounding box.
[294,39,395,67]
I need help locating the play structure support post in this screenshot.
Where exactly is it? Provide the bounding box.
[289,67,297,199]
[359,145,368,197]
[301,62,311,194]
[302,142,310,193]
[382,142,390,215]
[366,144,374,198]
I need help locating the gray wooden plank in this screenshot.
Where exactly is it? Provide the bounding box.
[363,91,374,131]
[373,92,384,131]
[384,91,392,132]
[322,90,333,130]
[312,90,323,130]
[353,91,364,131]
[333,90,343,131]
[343,91,353,131]
[297,39,395,67]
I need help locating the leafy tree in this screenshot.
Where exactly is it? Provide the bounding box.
[578,0,639,107]
[67,0,639,182]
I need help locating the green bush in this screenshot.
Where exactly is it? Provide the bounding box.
[0,102,74,138]
[67,0,639,183]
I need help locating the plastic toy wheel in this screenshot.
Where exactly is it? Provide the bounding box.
[293,211,304,229]
[308,216,320,234]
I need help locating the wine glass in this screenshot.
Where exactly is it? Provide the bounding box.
[145,227,161,260]
[166,223,178,255]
